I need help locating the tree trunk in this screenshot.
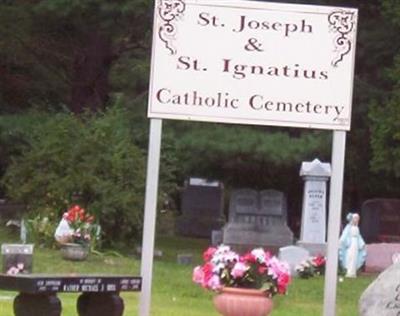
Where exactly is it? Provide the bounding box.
[70,30,113,114]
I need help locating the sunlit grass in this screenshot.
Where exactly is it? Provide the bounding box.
[0,231,374,316]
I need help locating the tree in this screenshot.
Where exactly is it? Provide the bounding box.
[0,0,151,113]
[369,0,400,181]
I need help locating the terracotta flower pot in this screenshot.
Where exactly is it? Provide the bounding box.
[213,287,273,316]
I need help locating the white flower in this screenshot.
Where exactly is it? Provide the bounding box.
[251,248,266,263]
[215,245,231,255]
[213,262,225,273]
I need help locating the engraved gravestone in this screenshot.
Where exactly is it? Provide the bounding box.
[297,159,331,255]
[359,263,400,316]
[223,189,293,251]
[1,244,33,274]
[176,178,225,238]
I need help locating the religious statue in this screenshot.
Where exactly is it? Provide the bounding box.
[339,213,367,278]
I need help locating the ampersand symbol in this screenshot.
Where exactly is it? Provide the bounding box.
[244,38,264,52]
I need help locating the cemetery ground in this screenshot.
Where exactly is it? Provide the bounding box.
[0,228,374,316]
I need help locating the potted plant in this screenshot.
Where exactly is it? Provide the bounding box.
[192,245,291,316]
[57,205,95,261]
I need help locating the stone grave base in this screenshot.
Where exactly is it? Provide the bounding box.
[365,243,400,273]
[296,241,327,256]
[223,223,293,254]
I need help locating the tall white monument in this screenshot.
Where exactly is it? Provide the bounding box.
[298,158,331,255]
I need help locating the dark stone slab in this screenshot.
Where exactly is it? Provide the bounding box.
[77,293,124,316]
[14,293,61,316]
[0,202,26,220]
[360,199,400,243]
[0,274,140,316]
[176,178,225,238]
[0,274,142,293]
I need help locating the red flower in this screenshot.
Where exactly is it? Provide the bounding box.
[241,253,257,264]
[79,209,85,221]
[203,247,217,262]
[312,255,326,267]
[258,265,268,274]
[201,262,215,287]
[278,284,286,294]
[277,273,291,294]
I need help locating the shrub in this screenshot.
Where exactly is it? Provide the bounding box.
[25,213,57,248]
[2,105,146,247]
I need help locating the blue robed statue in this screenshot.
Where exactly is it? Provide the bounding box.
[338,212,367,278]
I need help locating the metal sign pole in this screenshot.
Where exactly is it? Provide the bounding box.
[139,118,163,316]
[323,130,347,316]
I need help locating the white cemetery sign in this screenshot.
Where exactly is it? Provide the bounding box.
[148,0,358,130]
[141,1,358,316]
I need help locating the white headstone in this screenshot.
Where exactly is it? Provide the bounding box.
[299,159,331,251]
[278,245,310,276]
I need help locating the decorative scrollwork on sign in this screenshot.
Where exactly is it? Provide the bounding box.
[158,0,186,55]
[328,10,357,67]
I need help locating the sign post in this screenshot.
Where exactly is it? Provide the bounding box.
[141,1,358,315]
[324,130,347,316]
[139,119,162,316]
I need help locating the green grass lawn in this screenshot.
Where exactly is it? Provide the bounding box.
[0,228,374,315]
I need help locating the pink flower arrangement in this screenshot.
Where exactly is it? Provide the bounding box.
[192,245,291,297]
[295,255,326,279]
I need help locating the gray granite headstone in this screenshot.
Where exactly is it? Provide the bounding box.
[223,189,293,251]
[1,244,33,274]
[211,230,223,246]
[176,178,225,238]
[278,245,310,276]
[359,263,400,316]
[228,189,258,225]
[361,199,400,243]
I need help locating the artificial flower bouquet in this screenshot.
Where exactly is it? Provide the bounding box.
[63,205,95,245]
[295,255,326,279]
[193,245,291,297]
